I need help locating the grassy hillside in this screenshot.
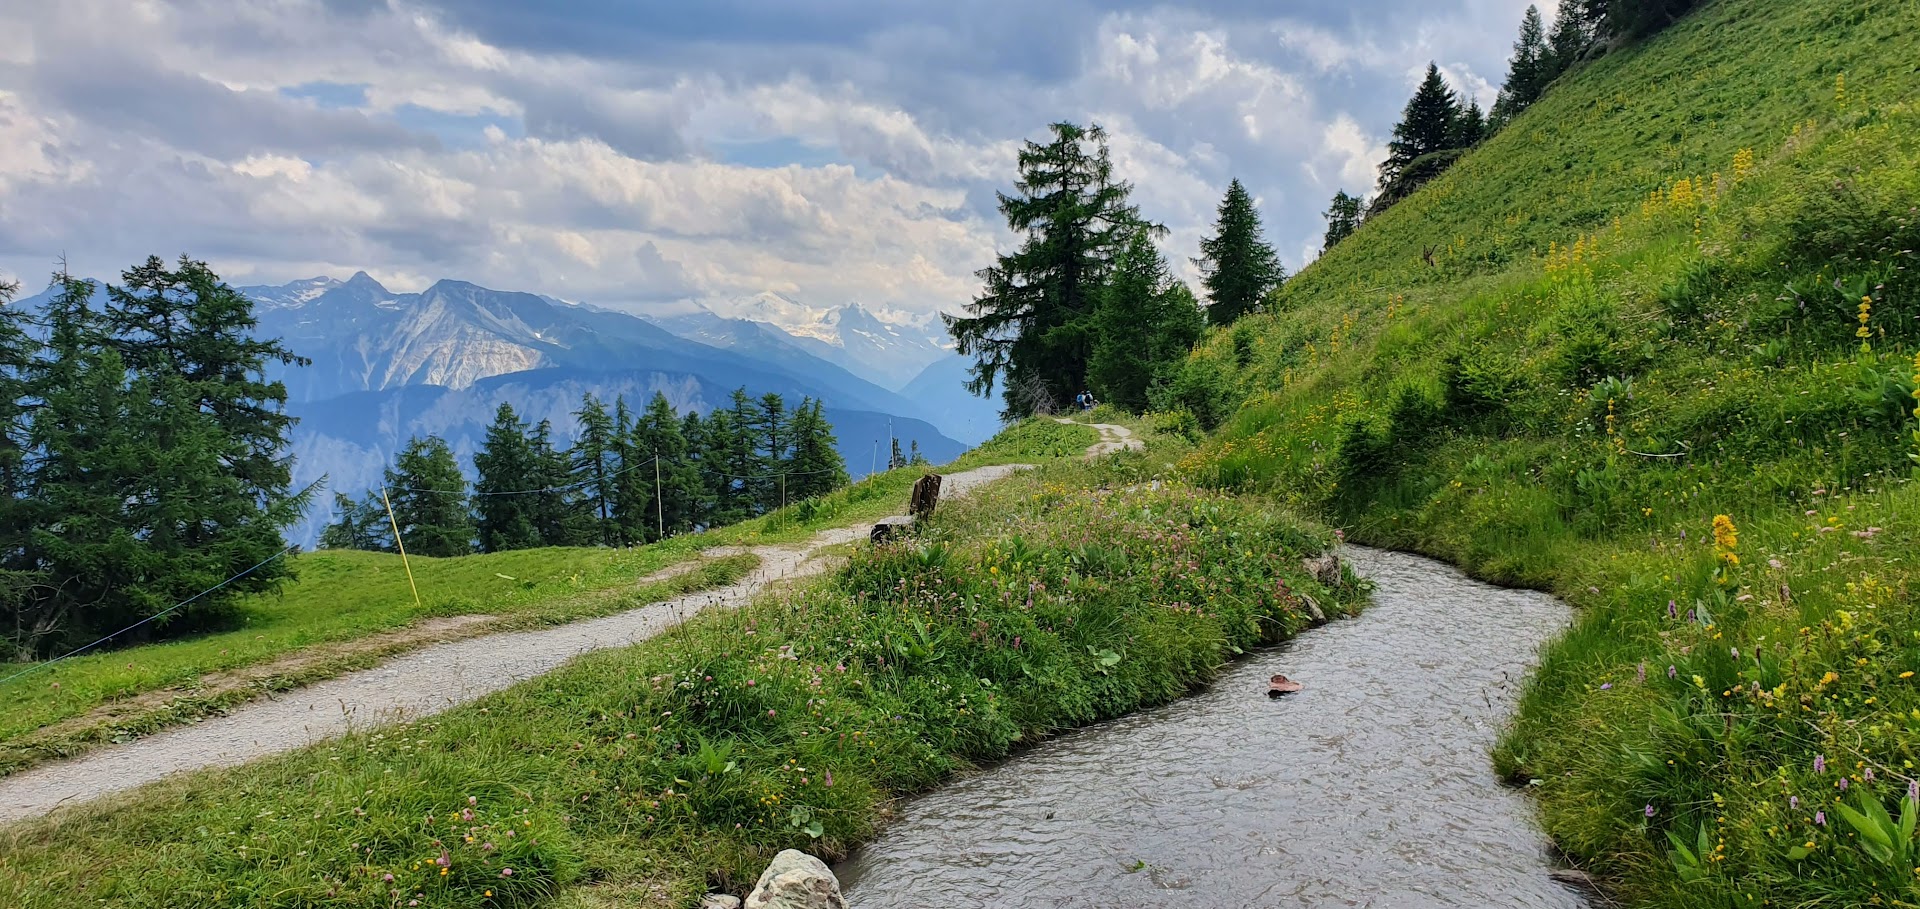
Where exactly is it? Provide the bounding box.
[0,421,1363,909]
[1171,0,1920,903]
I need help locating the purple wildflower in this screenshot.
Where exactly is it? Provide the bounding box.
[1815,754,1827,774]
[1637,663,1647,683]
[1816,810,1828,826]
[1600,682,1613,691]
[1668,600,1677,619]
[1840,777,1850,792]
[1864,768,1875,783]
[1668,665,1678,679]
[1908,780,1918,804]
[1790,796,1799,810]
[1731,647,1740,660]
[1644,803,1656,818]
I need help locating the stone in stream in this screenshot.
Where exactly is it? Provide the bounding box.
[1301,553,1344,588]
[744,849,847,909]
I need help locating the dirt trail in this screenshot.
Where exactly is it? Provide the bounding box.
[1057,417,1143,457]
[0,462,1031,824]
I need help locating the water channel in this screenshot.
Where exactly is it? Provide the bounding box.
[837,546,1588,908]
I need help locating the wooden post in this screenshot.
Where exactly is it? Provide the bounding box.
[379,486,422,609]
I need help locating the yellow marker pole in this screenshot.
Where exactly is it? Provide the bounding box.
[380,486,423,609]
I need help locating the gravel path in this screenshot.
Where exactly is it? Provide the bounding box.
[1058,417,1143,457]
[0,462,1032,823]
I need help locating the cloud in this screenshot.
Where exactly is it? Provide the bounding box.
[0,0,1538,309]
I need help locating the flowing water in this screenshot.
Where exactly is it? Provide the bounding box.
[837,547,1587,909]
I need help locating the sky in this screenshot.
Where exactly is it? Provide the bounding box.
[0,0,1537,319]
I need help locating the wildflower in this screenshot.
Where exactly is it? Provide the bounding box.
[1815,754,1827,774]
[1644,804,1656,818]
[1865,768,1876,783]
[1841,777,1851,792]
[1668,665,1678,679]
[501,868,514,877]
[1712,515,1739,564]
[1791,796,1800,809]
[1816,811,1828,826]
[1600,682,1613,691]
[1637,663,1646,683]
[1909,780,1918,804]
[1668,600,1677,619]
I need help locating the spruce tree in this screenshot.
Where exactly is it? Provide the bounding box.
[755,393,788,512]
[609,396,652,546]
[785,399,848,500]
[384,436,473,558]
[1450,98,1488,148]
[0,278,33,641]
[1546,0,1594,74]
[888,438,906,471]
[631,393,702,540]
[710,389,763,524]
[1490,6,1549,126]
[680,409,714,530]
[571,393,619,546]
[1091,230,1206,412]
[473,402,541,553]
[1322,190,1364,251]
[946,122,1156,418]
[1380,63,1463,190]
[1196,178,1284,327]
[528,420,588,547]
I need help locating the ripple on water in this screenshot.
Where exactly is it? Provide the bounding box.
[836,547,1588,909]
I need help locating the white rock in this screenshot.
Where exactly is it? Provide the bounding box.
[701,895,743,909]
[744,849,847,909]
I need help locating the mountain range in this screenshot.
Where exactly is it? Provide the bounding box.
[15,272,1006,544]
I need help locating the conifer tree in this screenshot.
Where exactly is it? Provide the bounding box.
[473,402,541,553]
[609,395,653,546]
[1091,230,1206,412]
[0,278,32,634]
[710,389,763,524]
[1490,6,1549,126]
[320,492,387,552]
[1196,178,1284,326]
[785,398,848,500]
[1322,190,1364,251]
[755,393,789,512]
[633,392,703,539]
[908,440,928,467]
[946,121,1156,418]
[1546,0,1594,74]
[680,409,713,529]
[528,419,588,547]
[384,436,473,558]
[1451,98,1487,148]
[571,393,619,546]
[1380,63,1463,190]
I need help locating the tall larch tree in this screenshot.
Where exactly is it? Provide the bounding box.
[1196,178,1284,326]
[473,402,542,553]
[384,436,473,558]
[946,121,1155,418]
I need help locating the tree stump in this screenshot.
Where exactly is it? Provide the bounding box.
[870,516,915,544]
[909,473,943,521]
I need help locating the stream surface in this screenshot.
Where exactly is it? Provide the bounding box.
[837,546,1586,908]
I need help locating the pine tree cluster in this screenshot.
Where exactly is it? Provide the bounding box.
[323,388,852,556]
[1,259,310,658]
[946,122,1271,417]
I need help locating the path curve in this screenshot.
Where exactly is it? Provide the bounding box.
[0,463,1031,823]
[1056,417,1143,457]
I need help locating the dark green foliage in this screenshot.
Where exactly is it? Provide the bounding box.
[1322,190,1364,251]
[1585,0,1701,40]
[1491,6,1550,126]
[319,492,388,552]
[1089,231,1206,412]
[785,398,848,501]
[1547,0,1595,72]
[472,403,542,553]
[1450,99,1487,149]
[571,394,620,546]
[529,419,589,547]
[946,122,1156,417]
[632,393,703,540]
[754,393,788,511]
[383,436,473,558]
[1197,179,1284,326]
[1379,64,1462,191]
[6,259,308,656]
